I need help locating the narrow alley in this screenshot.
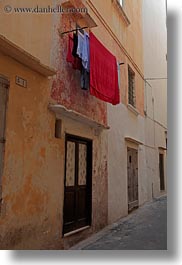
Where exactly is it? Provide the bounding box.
[0,0,167,250]
[72,196,167,250]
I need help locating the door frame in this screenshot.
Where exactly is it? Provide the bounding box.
[159,152,165,191]
[0,75,9,209]
[127,146,139,213]
[63,133,92,236]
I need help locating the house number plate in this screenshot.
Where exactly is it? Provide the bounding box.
[15,76,27,88]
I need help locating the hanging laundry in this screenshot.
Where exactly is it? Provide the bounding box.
[72,32,78,58]
[82,32,90,72]
[76,30,90,90]
[77,31,85,60]
[77,31,90,71]
[81,67,90,90]
[90,32,120,105]
[66,34,82,70]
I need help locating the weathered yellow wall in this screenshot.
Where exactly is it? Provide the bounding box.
[0,52,108,249]
[0,52,62,249]
[87,0,143,72]
[0,0,54,66]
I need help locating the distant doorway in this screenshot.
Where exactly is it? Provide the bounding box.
[127,147,139,212]
[159,153,165,191]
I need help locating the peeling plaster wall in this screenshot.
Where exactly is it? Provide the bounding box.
[0,52,108,249]
[0,53,62,249]
[50,12,107,126]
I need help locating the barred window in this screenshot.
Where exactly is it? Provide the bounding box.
[128,66,136,108]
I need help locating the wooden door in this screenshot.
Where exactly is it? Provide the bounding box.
[63,135,92,235]
[127,147,138,212]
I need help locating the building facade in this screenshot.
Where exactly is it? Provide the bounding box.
[0,0,109,249]
[0,0,57,249]
[106,0,146,223]
[108,0,167,224]
[0,0,167,249]
[143,0,167,199]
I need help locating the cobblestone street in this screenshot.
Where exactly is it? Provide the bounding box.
[72,196,167,250]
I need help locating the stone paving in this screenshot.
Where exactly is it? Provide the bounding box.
[72,196,167,250]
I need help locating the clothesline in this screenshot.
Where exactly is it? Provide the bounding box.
[61,26,89,36]
[61,27,125,66]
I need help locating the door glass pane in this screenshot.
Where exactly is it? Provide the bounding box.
[66,141,75,187]
[78,143,87,186]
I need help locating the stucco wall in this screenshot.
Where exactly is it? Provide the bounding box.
[108,103,149,224]
[0,0,55,66]
[0,52,108,249]
[0,52,60,249]
[143,0,167,127]
[88,0,143,73]
[100,0,145,223]
[143,0,167,198]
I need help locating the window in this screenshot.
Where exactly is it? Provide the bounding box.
[63,135,92,235]
[118,0,124,7]
[112,0,130,26]
[0,76,8,208]
[128,66,136,108]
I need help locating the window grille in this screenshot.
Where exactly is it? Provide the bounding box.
[128,66,136,107]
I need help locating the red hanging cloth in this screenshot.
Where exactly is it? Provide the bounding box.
[90,32,120,105]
